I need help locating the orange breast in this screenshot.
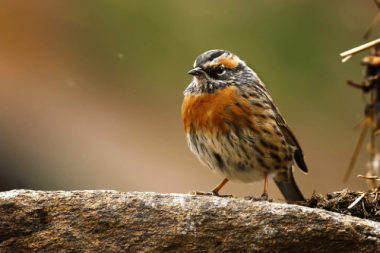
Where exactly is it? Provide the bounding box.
[182,86,258,134]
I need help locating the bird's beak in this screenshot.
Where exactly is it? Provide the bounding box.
[187,67,204,76]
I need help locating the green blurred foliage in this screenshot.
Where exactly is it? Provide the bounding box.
[61,1,374,98]
[64,0,377,139]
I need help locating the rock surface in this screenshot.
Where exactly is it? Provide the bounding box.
[0,190,379,252]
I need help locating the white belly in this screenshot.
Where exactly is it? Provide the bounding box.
[186,129,289,184]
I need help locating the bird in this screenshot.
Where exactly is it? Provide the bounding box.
[181,49,308,202]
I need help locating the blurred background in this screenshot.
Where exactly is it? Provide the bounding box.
[0,0,378,199]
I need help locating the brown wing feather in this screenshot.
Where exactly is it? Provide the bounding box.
[258,86,308,173]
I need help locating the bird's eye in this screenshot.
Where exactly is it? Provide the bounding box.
[216,65,225,75]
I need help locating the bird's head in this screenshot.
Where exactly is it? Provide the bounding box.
[185,50,257,95]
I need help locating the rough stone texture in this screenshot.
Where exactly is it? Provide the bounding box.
[0,190,379,252]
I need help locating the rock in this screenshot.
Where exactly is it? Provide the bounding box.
[0,190,379,252]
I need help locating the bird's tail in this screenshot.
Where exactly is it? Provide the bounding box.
[274,169,304,202]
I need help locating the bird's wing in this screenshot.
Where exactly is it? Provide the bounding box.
[256,85,308,173]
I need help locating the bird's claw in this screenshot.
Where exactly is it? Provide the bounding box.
[244,196,273,202]
[188,190,233,198]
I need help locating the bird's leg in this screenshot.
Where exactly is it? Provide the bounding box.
[261,172,269,200]
[244,172,272,202]
[211,178,231,196]
[189,178,233,197]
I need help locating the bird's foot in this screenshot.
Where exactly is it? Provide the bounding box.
[244,195,273,202]
[188,190,233,198]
